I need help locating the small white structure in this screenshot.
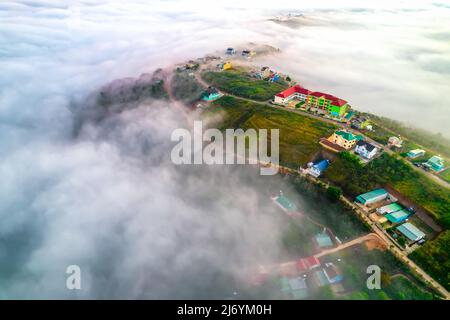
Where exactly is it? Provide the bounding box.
[355,140,378,159]
[388,136,403,148]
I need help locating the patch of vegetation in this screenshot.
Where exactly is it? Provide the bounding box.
[202,70,288,101]
[333,245,438,300]
[409,230,450,291]
[326,186,342,202]
[368,114,450,158]
[205,96,337,167]
[324,153,450,228]
[171,72,204,104]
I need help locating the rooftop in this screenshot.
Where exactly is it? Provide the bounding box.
[356,188,388,202]
[385,209,410,223]
[396,222,425,241]
[275,85,312,98]
[313,159,330,172]
[315,232,333,248]
[275,195,297,212]
[356,140,376,151]
[334,130,363,141]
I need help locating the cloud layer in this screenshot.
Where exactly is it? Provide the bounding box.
[0,0,449,298]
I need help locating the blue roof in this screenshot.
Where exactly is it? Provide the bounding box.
[313,159,329,172]
[315,232,333,248]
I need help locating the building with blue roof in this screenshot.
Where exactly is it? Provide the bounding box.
[308,159,330,177]
[314,231,334,249]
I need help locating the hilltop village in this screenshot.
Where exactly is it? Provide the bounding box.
[104,44,449,299]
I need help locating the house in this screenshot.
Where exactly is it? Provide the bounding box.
[225,47,236,55]
[351,117,370,130]
[406,149,425,159]
[307,92,349,117]
[385,209,410,224]
[326,130,363,150]
[217,61,232,71]
[355,188,388,205]
[355,140,378,159]
[388,136,403,148]
[313,269,329,287]
[268,73,280,83]
[323,263,343,284]
[308,159,330,177]
[297,256,321,272]
[242,50,256,57]
[423,155,445,172]
[273,194,297,213]
[376,202,403,215]
[280,277,309,299]
[259,66,272,79]
[344,111,354,122]
[396,222,425,242]
[201,86,222,102]
[273,85,312,105]
[314,230,334,249]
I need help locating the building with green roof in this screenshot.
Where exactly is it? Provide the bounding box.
[274,195,297,212]
[355,188,388,205]
[314,231,334,248]
[423,155,445,172]
[385,209,410,224]
[376,202,403,215]
[396,223,425,242]
[327,130,363,150]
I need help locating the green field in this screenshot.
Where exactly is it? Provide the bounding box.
[204,96,337,167]
[201,69,288,101]
[409,230,450,291]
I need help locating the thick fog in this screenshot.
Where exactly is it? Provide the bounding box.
[0,0,449,298]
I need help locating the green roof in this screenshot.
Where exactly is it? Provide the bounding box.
[378,202,403,214]
[386,209,410,223]
[275,195,297,212]
[280,277,290,293]
[396,222,425,241]
[427,156,444,167]
[315,233,333,248]
[356,188,388,203]
[335,130,363,141]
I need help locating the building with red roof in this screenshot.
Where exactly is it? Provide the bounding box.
[307,92,349,117]
[273,85,312,105]
[274,86,350,118]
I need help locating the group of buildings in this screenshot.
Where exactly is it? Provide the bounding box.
[406,150,446,173]
[356,188,426,245]
[319,130,379,160]
[226,47,256,58]
[273,85,350,119]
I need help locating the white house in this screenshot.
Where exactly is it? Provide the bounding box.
[355,140,378,159]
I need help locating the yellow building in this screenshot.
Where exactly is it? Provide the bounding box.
[327,130,363,150]
[222,61,232,70]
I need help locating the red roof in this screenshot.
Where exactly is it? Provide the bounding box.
[275,85,311,98]
[305,256,320,269]
[330,98,347,106]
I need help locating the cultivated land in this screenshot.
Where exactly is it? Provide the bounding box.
[166,56,450,298]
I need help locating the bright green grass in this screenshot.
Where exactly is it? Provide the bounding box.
[202,69,288,101]
[204,96,337,167]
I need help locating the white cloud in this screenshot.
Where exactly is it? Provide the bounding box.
[0,0,449,298]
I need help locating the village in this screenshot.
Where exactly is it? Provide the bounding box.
[165,46,449,299]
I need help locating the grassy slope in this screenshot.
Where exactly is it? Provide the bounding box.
[202,69,288,101]
[205,95,450,293]
[205,96,337,167]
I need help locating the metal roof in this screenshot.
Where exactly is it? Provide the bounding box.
[396,222,425,241]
